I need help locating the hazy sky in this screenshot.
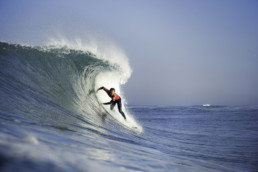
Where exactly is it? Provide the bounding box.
[1,0,258,105]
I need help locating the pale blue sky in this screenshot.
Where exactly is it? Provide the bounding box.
[1,0,258,105]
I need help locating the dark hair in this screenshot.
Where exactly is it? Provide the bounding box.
[110,88,115,92]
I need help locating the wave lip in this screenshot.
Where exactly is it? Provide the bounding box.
[46,38,132,84]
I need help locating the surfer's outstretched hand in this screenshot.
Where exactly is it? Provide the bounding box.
[97,87,104,92]
[99,102,103,105]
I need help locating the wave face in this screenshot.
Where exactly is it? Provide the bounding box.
[0,41,141,132]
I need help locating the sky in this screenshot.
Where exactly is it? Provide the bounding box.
[0,0,258,106]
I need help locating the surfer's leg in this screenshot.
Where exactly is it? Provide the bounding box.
[117,99,126,119]
[110,102,116,110]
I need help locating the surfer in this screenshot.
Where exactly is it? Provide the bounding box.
[97,87,126,120]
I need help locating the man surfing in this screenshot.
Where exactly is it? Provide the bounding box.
[97,87,126,120]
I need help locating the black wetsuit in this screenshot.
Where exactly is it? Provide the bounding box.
[98,87,126,119]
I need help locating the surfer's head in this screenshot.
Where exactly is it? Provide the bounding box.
[110,88,115,95]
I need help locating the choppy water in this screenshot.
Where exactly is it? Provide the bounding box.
[0,42,257,172]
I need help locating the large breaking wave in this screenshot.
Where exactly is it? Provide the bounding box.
[0,41,142,134]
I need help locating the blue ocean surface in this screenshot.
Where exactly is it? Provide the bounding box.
[0,42,258,172]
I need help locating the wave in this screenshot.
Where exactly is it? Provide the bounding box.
[0,41,143,133]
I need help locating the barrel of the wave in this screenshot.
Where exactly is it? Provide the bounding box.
[0,41,143,134]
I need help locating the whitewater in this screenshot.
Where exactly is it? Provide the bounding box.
[0,41,257,172]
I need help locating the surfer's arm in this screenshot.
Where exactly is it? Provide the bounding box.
[103,87,109,92]
[97,87,104,91]
[97,87,109,93]
[103,100,112,105]
[99,100,112,105]
[102,95,115,104]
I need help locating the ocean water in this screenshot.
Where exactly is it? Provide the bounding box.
[0,42,258,172]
